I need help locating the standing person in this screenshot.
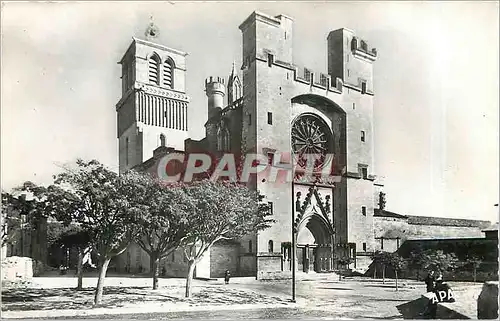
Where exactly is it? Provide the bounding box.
[424,270,435,293]
[423,273,456,319]
[224,270,231,284]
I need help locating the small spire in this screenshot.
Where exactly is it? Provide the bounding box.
[145,15,160,41]
[231,60,236,76]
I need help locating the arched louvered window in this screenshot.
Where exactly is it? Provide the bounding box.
[268,240,274,253]
[148,54,160,85]
[163,58,174,89]
[160,134,166,147]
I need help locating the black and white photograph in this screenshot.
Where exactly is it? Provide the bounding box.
[1,1,499,319]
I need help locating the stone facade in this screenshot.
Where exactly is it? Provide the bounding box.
[373,209,492,252]
[113,11,494,280]
[1,256,33,282]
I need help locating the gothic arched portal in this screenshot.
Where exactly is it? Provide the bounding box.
[296,212,334,273]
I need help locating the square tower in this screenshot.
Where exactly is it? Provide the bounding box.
[328,29,378,253]
[116,36,190,173]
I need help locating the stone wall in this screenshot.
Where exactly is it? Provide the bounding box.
[239,254,256,276]
[373,215,490,251]
[257,253,284,280]
[210,242,240,278]
[1,256,33,281]
[477,281,499,319]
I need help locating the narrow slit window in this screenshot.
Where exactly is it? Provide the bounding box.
[248,114,252,125]
[361,131,365,142]
[268,54,274,67]
[267,112,273,125]
[362,206,367,216]
[268,201,274,215]
[267,152,274,166]
[125,138,129,166]
[160,134,166,147]
[268,240,274,253]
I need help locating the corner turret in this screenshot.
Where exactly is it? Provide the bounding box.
[205,76,226,119]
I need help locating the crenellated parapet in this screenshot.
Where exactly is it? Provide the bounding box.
[293,65,343,93]
[351,36,377,62]
[205,76,226,95]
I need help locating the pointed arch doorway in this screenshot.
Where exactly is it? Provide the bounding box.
[296,212,334,273]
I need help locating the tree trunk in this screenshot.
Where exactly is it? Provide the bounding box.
[382,264,386,284]
[395,270,399,291]
[374,265,377,279]
[94,257,111,305]
[76,248,83,290]
[473,266,477,282]
[185,260,196,298]
[152,255,160,290]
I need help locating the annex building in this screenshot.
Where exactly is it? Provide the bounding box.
[113,11,491,279]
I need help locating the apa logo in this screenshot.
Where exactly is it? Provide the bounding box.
[430,289,455,304]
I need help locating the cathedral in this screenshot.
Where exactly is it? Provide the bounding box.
[113,11,491,279]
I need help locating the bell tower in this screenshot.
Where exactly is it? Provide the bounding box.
[116,20,190,173]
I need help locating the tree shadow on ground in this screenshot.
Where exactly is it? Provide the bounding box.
[316,287,353,291]
[2,285,288,312]
[1,286,184,311]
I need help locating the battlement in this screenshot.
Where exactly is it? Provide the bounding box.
[239,11,293,31]
[205,76,225,85]
[205,76,226,97]
[351,37,377,61]
[293,65,343,93]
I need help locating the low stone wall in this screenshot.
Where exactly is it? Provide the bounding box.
[1,256,33,282]
[258,270,292,280]
[421,293,472,319]
[477,281,499,319]
[239,254,256,277]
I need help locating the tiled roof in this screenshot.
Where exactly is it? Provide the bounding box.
[374,208,408,219]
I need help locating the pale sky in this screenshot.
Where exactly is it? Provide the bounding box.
[1,2,499,222]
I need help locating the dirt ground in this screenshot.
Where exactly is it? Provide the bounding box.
[0,275,484,319]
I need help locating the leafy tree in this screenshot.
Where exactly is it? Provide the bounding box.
[131,173,190,290]
[408,250,425,281]
[420,249,459,274]
[386,252,407,291]
[51,159,144,305]
[463,254,484,282]
[180,180,274,297]
[54,226,92,290]
[1,191,23,248]
[336,256,354,281]
[1,182,50,252]
[371,250,391,283]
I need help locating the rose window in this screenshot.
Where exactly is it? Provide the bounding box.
[291,114,333,170]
